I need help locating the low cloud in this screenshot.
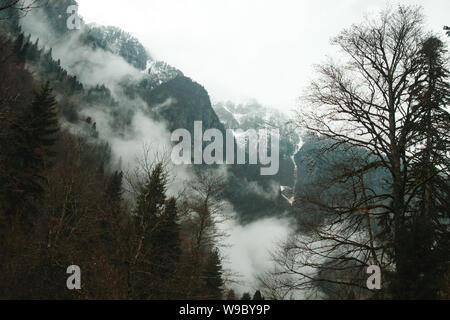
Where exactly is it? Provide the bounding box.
[219,212,294,295]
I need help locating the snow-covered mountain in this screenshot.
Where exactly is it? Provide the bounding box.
[145,60,182,86]
[213,100,287,130]
[13,0,296,221]
[87,24,182,88]
[87,24,150,70]
[213,100,302,194]
[213,100,300,156]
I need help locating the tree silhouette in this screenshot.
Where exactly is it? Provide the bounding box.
[202,248,224,299]
[262,5,450,299]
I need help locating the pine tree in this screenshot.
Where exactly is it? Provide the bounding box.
[150,197,182,298]
[14,32,24,55]
[157,197,181,269]
[106,170,123,202]
[14,32,27,64]
[24,82,59,153]
[0,82,59,219]
[252,290,264,300]
[403,36,450,299]
[202,248,224,299]
[136,163,167,221]
[132,162,176,299]
[241,292,251,300]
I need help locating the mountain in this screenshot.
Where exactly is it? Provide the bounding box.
[147,76,225,133]
[292,132,391,232]
[213,101,301,189]
[5,0,294,222]
[87,24,183,88]
[87,24,150,70]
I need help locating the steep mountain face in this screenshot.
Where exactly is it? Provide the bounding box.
[213,103,241,129]
[145,81,293,222]
[9,0,295,222]
[37,0,80,36]
[146,76,225,134]
[86,24,183,90]
[213,101,300,189]
[213,101,300,154]
[86,25,183,86]
[146,61,182,86]
[87,25,150,70]
[292,132,391,231]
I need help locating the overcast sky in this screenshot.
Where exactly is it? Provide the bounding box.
[77,0,450,113]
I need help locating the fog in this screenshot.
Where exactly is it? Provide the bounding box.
[20,7,194,196]
[18,5,297,293]
[77,0,450,112]
[218,211,294,295]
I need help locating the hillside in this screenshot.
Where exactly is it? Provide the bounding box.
[4,0,291,222]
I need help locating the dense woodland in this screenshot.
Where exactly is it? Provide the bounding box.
[0,35,233,300]
[260,7,450,300]
[0,1,449,300]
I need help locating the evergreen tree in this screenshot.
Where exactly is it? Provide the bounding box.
[252,290,264,300]
[14,32,24,55]
[23,82,59,154]
[159,197,181,266]
[202,248,224,299]
[13,32,27,64]
[132,163,178,299]
[136,163,167,221]
[0,82,59,221]
[150,197,182,298]
[241,292,251,300]
[106,170,123,202]
[401,36,450,299]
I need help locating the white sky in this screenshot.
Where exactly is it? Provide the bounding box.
[77,0,450,113]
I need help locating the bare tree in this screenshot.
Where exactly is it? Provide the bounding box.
[122,146,180,299]
[182,170,228,253]
[178,169,231,298]
[269,5,450,299]
[259,140,390,299]
[0,0,41,20]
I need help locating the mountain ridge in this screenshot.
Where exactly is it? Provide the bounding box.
[6,0,294,222]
